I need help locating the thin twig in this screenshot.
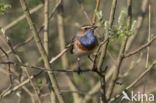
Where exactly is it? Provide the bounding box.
[143,0,151,94]
[0,35,33,58]
[82,82,100,103]
[49,45,71,64]
[106,37,128,100]
[109,60,156,102]
[125,36,156,58]
[0,61,94,73]
[19,0,65,102]
[57,3,82,103]
[22,86,35,103]
[0,68,36,103]
[39,0,62,32]
[0,71,42,98]
[91,38,109,71]
[3,4,43,31]
[97,0,117,71]
[49,0,62,20]
[43,0,56,103]
[119,53,143,78]
[76,0,92,24]
[44,0,49,54]
[0,47,12,96]
[0,30,42,102]
[106,0,132,100]
[125,0,148,51]
[57,3,69,70]
[92,0,101,24]
[82,66,116,103]
[97,0,118,102]
[1,31,42,102]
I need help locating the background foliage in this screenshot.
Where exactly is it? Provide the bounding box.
[0,0,156,103]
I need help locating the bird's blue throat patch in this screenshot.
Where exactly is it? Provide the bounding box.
[80,29,97,49]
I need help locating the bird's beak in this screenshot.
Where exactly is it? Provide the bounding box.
[92,25,97,29]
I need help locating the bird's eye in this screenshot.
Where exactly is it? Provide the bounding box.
[84,28,88,30]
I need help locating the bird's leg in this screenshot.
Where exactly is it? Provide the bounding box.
[77,57,82,74]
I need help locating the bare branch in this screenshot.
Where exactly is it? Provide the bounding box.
[92,0,101,24]
[97,0,118,102]
[110,60,156,102]
[125,0,148,51]
[3,4,43,31]
[19,0,65,103]
[125,36,156,58]
[0,71,42,98]
[106,0,132,100]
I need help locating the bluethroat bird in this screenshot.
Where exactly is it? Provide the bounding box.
[70,25,98,74]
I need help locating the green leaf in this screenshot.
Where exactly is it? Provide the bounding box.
[118,10,127,29]
[16,91,22,97]
[38,57,43,62]
[0,3,11,14]
[131,20,137,32]
[37,79,42,85]
[1,28,5,35]
[95,10,103,20]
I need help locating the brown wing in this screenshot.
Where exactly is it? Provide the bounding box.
[69,35,76,54]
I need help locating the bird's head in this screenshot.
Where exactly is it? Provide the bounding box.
[77,25,97,37]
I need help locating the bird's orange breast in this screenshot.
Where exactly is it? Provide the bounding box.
[76,41,96,51]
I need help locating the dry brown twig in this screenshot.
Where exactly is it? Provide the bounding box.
[97,0,118,102]
[0,67,37,103]
[1,0,155,103]
[106,0,132,100]
[125,0,148,51]
[47,0,156,102]
[49,45,71,64]
[125,36,156,58]
[76,0,92,24]
[109,60,156,102]
[0,47,12,84]
[79,0,152,102]
[0,32,42,103]
[0,61,95,73]
[0,47,12,97]
[109,2,154,102]
[0,29,42,102]
[0,0,62,59]
[57,2,82,103]
[49,0,62,20]
[143,0,151,94]
[19,0,65,103]
[82,66,116,103]
[0,35,33,58]
[0,0,62,58]
[3,3,43,31]
[43,0,56,102]
[92,0,100,24]
[0,71,41,98]
[49,0,99,64]
[43,0,49,55]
